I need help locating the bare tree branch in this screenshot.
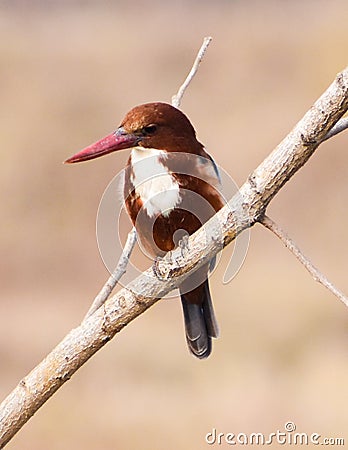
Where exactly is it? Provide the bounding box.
[260,215,348,307]
[1,65,348,448]
[84,227,137,319]
[171,36,212,108]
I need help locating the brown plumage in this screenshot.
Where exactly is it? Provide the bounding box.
[65,102,224,359]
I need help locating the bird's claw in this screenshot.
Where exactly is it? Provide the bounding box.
[153,254,172,281]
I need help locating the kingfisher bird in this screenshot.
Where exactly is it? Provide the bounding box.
[65,102,224,359]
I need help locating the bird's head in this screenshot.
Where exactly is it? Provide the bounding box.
[64,102,202,164]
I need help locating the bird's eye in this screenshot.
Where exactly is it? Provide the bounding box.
[143,124,157,135]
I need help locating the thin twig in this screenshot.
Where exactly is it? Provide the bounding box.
[171,36,212,108]
[322,116,348,142]
[260,215,348,308]
[84,227,137,319]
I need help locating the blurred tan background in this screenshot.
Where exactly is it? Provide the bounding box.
[1,1,348,449]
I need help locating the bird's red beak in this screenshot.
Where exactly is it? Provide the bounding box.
[64,127,139,164]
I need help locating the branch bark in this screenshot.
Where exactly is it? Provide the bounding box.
[1,67,348,448]
[321,116,348,142]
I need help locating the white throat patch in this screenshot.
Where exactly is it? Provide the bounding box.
[130,147,181,218]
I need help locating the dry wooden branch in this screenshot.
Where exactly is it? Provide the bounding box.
[1,66,348,448]
[84,227,137,319]
[171,36,212,108]
[260,215,348,307]
[322,116,348,141]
